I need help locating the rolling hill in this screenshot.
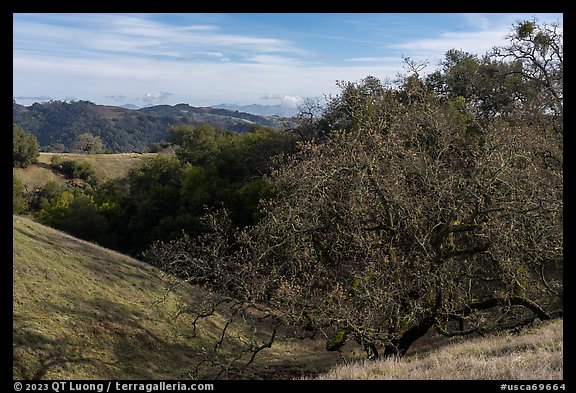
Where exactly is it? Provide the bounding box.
[12,215,340,380]
[13,101,282,153]
[211,103,300,117]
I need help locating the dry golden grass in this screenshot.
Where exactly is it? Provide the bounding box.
[13,165,63,191]
[315,319,563,380]
[14,152,157,192]
[39,152,158,180]
[13,153,140,193]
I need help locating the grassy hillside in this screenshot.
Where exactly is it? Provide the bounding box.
[38,152,158,180]
[315,318,563,380]
[13,216,339,379]
[13,152,156,191]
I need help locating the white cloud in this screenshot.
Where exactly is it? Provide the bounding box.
[142,92,173,105]
[260,94,305,109]
[261,94,282,100]
[14,13,562,108]
[388,30,509,57]
[245,55,302,66]
[13,95,52,101]
[13,14,308,63]
[346,56,400,63]
[461,13,492,31]
[280,95,304,109]
[13,51,405,106]
[390,13,562,63]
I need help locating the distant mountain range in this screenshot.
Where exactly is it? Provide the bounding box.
[115,102,300,117]
[211,103,300,117]
[13,101,283,153]
[119,103,140,110]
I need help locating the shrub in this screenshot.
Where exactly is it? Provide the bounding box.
[13,123,39,168]
[54,160,98,185]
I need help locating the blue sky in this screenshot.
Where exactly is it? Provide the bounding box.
[13,13,563,109]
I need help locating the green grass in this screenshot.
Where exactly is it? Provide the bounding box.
[314,319,563,380]
[13,215,339,379]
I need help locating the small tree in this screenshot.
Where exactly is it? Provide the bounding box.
[57,160,98,185]
[425,50,528,118]
[13,123,39,168]
[38,190,110,242]
[71,133,105,154]
[169,124,220,167]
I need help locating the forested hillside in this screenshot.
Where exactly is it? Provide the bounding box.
[12,100,281,153]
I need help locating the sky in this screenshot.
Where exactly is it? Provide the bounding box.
[13,13,563,109]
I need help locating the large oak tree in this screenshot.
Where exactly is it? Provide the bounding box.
[145,20,562,377]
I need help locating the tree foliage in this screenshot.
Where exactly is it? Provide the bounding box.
[13,123,39,168]
[50,157,98,185]
[148,76,562,362]
[426,19,563,121]
[145,19,562,377]
[492,19,563,116]
[71,132,105,154]
[170,124,220,167]
[22,124,293,258]
[426,50,528,117]
[38,189,111,242]
[120,154,185,253]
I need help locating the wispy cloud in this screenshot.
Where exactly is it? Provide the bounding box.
[388,30,509,58]
[190,51,230,61]
[142,92,173,105]
[13,51,402,106]
[105,95,127,102]
[13,13,562,107]
[346,56,400,63]
[13,95,53,101]
[387,13,562,63]
[245,54,303,66]
[461,13,493,31]
[13,14,307,63]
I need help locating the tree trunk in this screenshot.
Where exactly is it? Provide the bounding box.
[365,343,379,359]
[391,314,437,356]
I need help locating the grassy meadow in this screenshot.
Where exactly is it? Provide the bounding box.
[13,152,157,191]
[13,215,340,379]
